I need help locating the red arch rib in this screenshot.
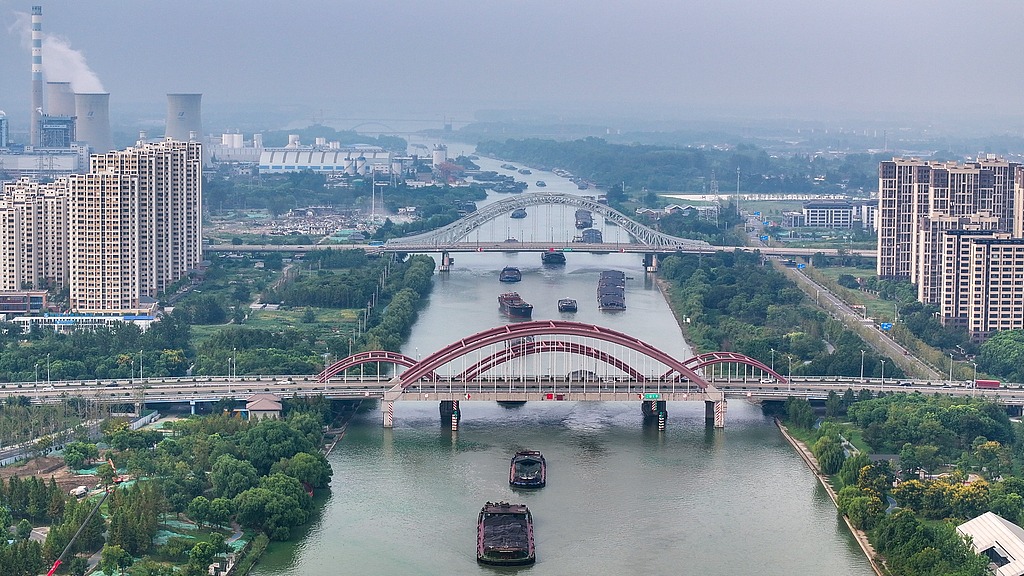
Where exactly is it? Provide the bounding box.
[317,350,430,383]
[399,320,709,389]
[660,352,788,384]
[455,339,647,381]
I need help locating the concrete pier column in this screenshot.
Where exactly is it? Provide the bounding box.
[705,400,714,426]
[382,400,394,428]
[440,251,453,272]
[714,399,727,429]
[451,400,460,431]
[643,253,658,273]
[189,400,196,415]
[656,400,667,431]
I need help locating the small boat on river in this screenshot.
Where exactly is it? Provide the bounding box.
[557,298,578,313]
[499,266,522,282]
[477,501,535,566]
[541,251,566,265]
[498,292,533,318]
[509,450,546,488]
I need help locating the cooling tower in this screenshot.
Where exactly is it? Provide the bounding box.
[165,94,203,141]
[30,6,42,147]
[46,82,76,117]
[74,93,114,153]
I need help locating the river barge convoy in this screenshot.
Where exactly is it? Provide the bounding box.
[575,209,593,229]
[498,292,533,318]
[499,266,522,282]
[598,270,626,311]
[509,450,547,488]
[541,251,566,265]
[477,502,536,566]
[557,298,578,312]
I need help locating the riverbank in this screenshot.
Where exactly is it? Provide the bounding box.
[775,419,886,576]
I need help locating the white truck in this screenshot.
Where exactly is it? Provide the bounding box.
[69,486,88,498]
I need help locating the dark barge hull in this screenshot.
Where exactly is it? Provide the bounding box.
[477,502,535,566]
[509,450,547,488]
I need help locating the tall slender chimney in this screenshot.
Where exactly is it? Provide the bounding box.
[165,94,203,141]
[46,82,76,117]
[74,93,114,153]
[30,6,43,147]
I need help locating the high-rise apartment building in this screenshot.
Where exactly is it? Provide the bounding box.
[941,230,1024,339]
[67,139,202,314]
[0,178,68,290]
[877,157,1019,304]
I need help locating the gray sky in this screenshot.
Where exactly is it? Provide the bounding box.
[2,0,1023,130]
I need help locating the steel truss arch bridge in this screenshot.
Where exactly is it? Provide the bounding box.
[383,192,714,252]
[317,320,787,429]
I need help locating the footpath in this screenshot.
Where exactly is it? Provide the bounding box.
[775,419,887,576]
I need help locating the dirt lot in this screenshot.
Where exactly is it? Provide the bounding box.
[0,456,98,493]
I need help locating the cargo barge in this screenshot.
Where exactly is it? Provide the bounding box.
[575,209,593,229]
[498,292,533,318]
[541,251,566,265]
[509,450,546,488]
[477,502,535,566]
[499,266,522,282]
[598,270,626,310]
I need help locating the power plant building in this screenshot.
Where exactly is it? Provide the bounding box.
[74,92,114,154]
[165,94,203,141]
[258,145,392,175]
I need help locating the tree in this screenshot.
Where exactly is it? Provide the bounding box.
[210,455,259,499]
[16,518,32,540]
[100,544,134,576]
[187,496,210,529]
[188,541,217,571]
[0,505,13,534]
[270,452,332,489]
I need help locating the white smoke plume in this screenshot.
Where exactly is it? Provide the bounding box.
[10,10,105,93]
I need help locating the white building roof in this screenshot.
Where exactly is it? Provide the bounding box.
[957,512,1024,576]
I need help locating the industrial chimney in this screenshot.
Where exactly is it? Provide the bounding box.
[46,82,76,117]
[30,6,42,147]
[74,92,114,153]
[165,94,203,141]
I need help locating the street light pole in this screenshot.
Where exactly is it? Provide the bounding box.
[770,348,775,372]
[860,350,865,383]
[949,352,954,383]
[788,355,793,392]
[880,360,886,391]
[139,349,143,381]
[46,353,50,386]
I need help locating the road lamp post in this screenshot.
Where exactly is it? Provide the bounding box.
[770,348,775,372]
[972,361,977,387]
[787,355,793,392]
[949,352,954,383]
[34,363,38,386]
[323,352,330,392]
[46,353,50,386]
[880,360,886,391]
[139,349,143,381]
[860,350,865,383]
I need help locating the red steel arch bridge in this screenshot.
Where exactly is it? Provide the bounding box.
[317,320,787,429]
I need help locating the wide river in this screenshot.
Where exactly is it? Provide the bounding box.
[251,156,875,575]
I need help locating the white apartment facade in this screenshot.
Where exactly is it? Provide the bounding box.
[941,230,1024,339]
[68,139,202,314]
[0,177,68,290]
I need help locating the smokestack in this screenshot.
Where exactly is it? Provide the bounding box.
[46,82,76,116]
[74,92,114,153]
[165,94,202,141]
[30,6,42,147]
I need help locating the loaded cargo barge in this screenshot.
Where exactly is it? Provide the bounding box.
[498,292,533,318]
[509,450,547,488]
[477,502,536,566]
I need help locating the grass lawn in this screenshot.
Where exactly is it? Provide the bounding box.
[811,266,895,322]
[244,308,360,331]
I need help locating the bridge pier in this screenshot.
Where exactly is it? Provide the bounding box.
[641,400,668,430]
[382,400,394,428]
[439,400,461,430]
[643,253,658,273]
[705,399,727,428]
[439,251,453,272]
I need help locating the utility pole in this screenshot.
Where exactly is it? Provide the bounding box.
[860,350,865,383]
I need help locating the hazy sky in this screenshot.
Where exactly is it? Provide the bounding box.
[2,0,1023,130]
